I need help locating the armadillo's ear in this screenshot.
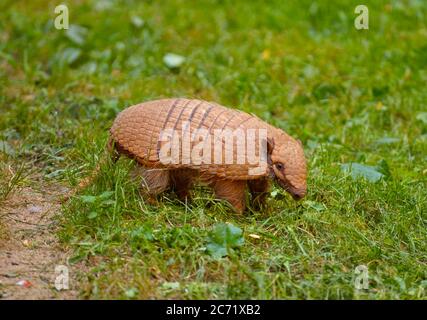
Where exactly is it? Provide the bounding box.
[297,139,303,146]
[267,137,275,155]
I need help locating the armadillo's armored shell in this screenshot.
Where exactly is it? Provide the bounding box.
[110,98,277,180]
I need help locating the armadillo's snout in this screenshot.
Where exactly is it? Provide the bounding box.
[290,187,306,200]
[276,177,307,200]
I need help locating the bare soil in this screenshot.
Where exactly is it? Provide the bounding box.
[0,184,83,299]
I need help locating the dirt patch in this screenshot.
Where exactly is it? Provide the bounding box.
[0,184,84,299]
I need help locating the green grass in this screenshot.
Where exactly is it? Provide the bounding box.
[1,0,426,299]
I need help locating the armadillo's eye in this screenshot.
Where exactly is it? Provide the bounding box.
[275,163,284,171]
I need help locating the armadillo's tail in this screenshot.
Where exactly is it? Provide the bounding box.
[61,136,120,203]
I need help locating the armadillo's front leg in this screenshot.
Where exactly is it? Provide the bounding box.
[248,178,269,210]
[210,179,247,213]
[132,166,171,203]
[170,169,194,202]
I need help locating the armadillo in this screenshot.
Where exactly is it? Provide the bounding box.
[107,98,307,213]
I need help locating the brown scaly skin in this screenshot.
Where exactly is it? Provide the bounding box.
[69,99,307,213]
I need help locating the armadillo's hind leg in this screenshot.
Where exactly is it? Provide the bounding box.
[209,179,247,214]
[248,178,270,210]
[132,166,171,204]
[170,169,195,202]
